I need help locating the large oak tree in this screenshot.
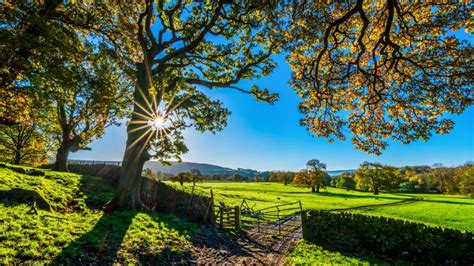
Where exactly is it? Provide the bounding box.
[113,0,286,209]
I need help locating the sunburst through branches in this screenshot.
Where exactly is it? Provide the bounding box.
[125,85,187,155]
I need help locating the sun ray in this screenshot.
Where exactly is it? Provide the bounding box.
[166,95,189,114]
[126,127,153,150]
[137,85,154,113]
[164,90,178,113]
[131,130,155,166]
[151,90,159,116]
[127,124,151,134]
[132,100,155,118]
[131,110,154,120]
[129,118,150,125]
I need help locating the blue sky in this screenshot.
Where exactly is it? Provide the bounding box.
[71,52,473,171]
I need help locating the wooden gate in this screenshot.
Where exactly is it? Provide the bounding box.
[214,202,241,230]
[240,200,303,236]
[213,199,304,235]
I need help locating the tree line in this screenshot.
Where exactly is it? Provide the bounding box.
[1,1,472,209]
[147,160,473,197]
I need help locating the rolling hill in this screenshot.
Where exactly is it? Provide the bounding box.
[143,161,354,177]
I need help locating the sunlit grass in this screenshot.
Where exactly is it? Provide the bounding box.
[169,181,474,232]
[0,166,195,264]
[286,240,393,265]
[353,193,474,232]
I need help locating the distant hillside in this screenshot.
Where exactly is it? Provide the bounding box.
[144,161,265,177]
[143,161,354,177]
[326,169,356,176]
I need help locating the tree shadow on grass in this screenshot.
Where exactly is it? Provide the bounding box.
[51,210,136,265]
[412,198,473,205]
[51,210,199,265]
[314,191,408,201]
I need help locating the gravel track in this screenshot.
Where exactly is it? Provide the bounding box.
[192,214,303,265]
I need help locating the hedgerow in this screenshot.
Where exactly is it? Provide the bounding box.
[303,210,474,264]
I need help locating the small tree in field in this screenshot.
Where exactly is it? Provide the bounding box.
[172,172,189,187]
[0,123,50,166]
[271,171,296,185]
[292,170,310,191]
[306,159,327,193]
[190,169,203,186]
[335,173,356,191]
[355,162,398,194]
[293,159,327,193]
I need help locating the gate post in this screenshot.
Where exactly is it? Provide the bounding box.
[234,206,241,230]
[219,208,224,228]
[301,210,307,239]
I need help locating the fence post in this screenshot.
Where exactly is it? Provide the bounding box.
[210,190,215,224]
[301,210,307,239]
[219,208,224,228]
[234,206,241,230]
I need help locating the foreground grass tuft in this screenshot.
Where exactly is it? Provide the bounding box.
[0,165,196,264]
[286,240,399,265]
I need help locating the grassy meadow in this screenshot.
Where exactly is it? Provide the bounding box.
[1,166,472,264]
[0,166,196,264]
[171,181,474,232]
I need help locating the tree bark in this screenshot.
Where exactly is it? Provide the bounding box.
[311,186,315,193]
[13,150,21,165]
[374,186,379,195]
[316,184,320,193]
[114,63,154,210]
[53,143,70,172]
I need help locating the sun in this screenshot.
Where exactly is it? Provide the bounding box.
[148,116,167,131]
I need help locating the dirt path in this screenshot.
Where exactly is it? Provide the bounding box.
[192,214,302,265]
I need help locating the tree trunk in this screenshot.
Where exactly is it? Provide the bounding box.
[374,186,379,195]
[311,186,315,193]
[114,63,154,210]
[316,184,320,193]
[53,143,70,172]
[13,150,21,165]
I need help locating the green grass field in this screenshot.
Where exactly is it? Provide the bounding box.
[172,181,474,232]
[354,193,474,232]
[1,166,472,264]
[0,166,195,264]
[179,181,473,265]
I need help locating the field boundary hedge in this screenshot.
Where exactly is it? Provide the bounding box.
[302,210,474,264]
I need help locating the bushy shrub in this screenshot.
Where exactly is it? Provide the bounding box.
[302,210,474,264]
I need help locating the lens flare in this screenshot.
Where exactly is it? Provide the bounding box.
[149,116,167,131]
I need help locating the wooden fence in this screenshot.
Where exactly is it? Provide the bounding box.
[140,177,215,223]
[214,203,241,230]
[212,199,304,233]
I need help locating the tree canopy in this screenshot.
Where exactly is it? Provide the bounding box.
[289,1,473,154]
[2,1,473,210]
[0,1,137,125]
[293,159,327,192]
[355,162,399,194]
[0,123,50,166]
